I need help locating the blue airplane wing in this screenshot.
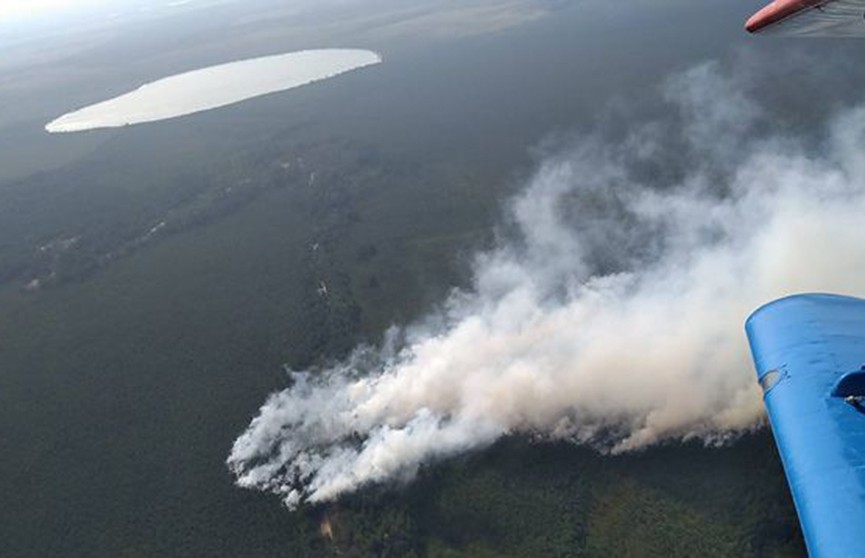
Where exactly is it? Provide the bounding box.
[746,293,865,557]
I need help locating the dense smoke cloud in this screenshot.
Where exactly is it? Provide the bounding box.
[228,61,865,508]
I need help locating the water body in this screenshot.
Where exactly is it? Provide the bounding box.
[45,49,382,133]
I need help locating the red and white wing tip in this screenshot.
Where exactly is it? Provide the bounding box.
[745,0,826,33]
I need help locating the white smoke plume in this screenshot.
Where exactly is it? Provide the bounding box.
[228,61,865,509]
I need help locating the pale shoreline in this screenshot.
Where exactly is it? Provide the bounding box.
[45,49,382,133]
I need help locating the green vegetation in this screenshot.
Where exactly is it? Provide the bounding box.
[0,125,805,556]
[0,9,808,555]
[307,437,803,557]
[0,121,802,557]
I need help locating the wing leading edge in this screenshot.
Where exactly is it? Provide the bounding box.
[746,294,865,557]
[746,0,865,36]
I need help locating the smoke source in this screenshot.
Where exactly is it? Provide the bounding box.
[228,61,865,509]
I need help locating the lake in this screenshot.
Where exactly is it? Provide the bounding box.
[45,49,382,133]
